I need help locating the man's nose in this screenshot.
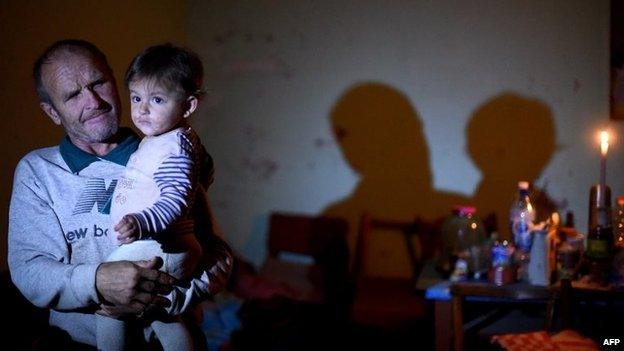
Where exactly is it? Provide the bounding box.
[83,88,107,110]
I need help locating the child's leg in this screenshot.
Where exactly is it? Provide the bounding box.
[100,242,161,350]
[151,316,194,351]
[161,234,203,316]
[96,314,128,351]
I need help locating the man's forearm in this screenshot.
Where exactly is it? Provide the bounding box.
[9,254,100,311]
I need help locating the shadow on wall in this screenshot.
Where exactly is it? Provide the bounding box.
[467,92,559,240]
[322,82,468,278]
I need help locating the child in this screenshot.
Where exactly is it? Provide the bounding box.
[97,44,208,351]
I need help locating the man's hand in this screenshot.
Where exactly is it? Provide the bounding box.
[95,304,137,319]
[205,255,232,295]
[95,257,175,318]
[114,214,141,244]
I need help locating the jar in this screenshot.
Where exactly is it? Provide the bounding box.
[440,206,487,279]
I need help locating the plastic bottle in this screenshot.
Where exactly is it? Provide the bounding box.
[509,181,535,281]
[528,229,549,286]
[491,237,512,268]
[489,238,515,285]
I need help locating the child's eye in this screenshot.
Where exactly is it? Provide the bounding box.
[131,96,141,103]
[152,96,165,104]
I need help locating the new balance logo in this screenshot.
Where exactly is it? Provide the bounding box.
[72,179,118,215]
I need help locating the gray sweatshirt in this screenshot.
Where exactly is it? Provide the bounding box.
[8,129,225,346]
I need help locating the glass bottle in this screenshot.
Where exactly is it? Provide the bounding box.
[509,181,535,281]
[585,185,613,284]
[586,186,613,262]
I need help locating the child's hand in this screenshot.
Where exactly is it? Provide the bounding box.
[114,214,141,244]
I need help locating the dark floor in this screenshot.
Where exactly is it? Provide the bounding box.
[228,297,435,351]
[9,276,623,351]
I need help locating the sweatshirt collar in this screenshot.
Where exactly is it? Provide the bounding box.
[59,128,140,174]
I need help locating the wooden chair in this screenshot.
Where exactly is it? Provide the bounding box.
[350,213,443,329]
[231,213,352,350]
[258,212,351,309]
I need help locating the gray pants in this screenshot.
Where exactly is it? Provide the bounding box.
[96,314,193,351]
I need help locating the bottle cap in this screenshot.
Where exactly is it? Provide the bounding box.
[518,181,529,190]
[452,205,476,216]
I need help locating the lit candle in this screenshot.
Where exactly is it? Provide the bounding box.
[599,130,609,198]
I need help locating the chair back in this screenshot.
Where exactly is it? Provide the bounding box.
[353,213,442,287]
[261,212,350,304]
[349,213,443,329]
[268,213,349,261]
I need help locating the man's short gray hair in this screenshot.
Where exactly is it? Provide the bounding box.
[33,39,110,105]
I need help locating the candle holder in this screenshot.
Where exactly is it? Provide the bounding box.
[588,184,612,230]
[584,130,614,284]
[586,184,613,285]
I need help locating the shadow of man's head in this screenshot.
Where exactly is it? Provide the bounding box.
[330,82,431,186]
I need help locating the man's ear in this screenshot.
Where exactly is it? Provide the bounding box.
[183,96,198,118]
[40,102,62,125]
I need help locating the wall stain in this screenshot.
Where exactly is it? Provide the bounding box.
[241,156,279,181]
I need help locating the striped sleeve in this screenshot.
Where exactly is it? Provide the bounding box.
[133,150,197,237]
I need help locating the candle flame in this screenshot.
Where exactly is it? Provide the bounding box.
[600,130,609,156]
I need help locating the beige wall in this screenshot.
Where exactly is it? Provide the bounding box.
[0,1,187,270]
[2,1,623,278]
[188,0,624,275]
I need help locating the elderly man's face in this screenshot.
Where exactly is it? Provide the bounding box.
[40,49,120,147]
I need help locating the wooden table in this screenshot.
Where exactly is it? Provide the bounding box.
[450,281,555,351]
[425,280,555,351]
[426,279,624,351]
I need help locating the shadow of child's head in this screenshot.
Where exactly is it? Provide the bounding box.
[467,92,556,182]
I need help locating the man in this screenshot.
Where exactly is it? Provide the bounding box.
[8,39,232,348]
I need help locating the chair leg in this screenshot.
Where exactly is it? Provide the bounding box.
[435,301,452,351]
[452,295,463,351]
[559,279,572,330]
[544,297,555,331]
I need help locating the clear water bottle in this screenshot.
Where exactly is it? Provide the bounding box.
[509,181,535,281]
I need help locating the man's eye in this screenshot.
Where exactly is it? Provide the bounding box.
[65,92,80,102]
[131,96,141,103]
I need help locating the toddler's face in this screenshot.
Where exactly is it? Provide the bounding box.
[128,79,186,136]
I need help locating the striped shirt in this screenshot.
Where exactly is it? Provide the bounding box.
[110,126,206,241]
